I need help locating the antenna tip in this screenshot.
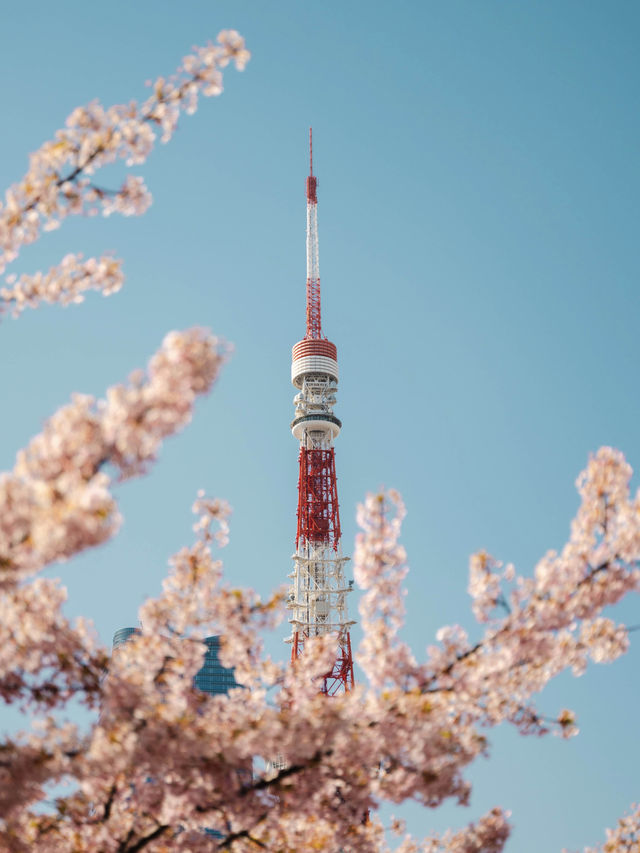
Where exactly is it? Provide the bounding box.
[306,127,317,202]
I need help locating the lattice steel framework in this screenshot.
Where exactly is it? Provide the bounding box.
[296,448,341,550]
[286,130,355,696]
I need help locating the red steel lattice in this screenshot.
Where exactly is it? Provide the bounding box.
[296,448,341,550]
[305,276,322,340]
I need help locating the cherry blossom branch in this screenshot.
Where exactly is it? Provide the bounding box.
[0,31,249,276]
[413,808,511,853]
[218,827,267,850]
[412,452,639,736]
[118,824,170,853]
[0,579,107,710]
[581,802,640,852]
[350,449,640,817]
[0,327,226,579]
[0,253,123,317]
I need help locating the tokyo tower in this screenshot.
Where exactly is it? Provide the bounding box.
[285,130,355,695]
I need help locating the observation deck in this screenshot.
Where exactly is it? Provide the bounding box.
[291,338,338,387]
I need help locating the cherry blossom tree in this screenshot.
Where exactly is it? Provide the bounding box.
[0,31,638,852]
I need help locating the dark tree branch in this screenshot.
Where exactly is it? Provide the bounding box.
[119,823,169,853]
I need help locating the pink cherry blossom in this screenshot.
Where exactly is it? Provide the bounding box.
[1,253,123,317]
[581,802,640,853]
[3,449,640,850]
[0,30,250,322]
[0,328,225,580]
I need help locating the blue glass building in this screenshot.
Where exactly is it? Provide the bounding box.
[112,626,140,648]
[193,636,238,695]
[112,629,238,696]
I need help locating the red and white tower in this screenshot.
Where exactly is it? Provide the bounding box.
[286,130,355,695]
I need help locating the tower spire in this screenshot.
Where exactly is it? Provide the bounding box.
[305,127,321,338]
[288,132,355,696]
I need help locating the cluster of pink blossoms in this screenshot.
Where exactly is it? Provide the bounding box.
[0,31,639,853]
[581,802,640,853]
[0,253,123,317]
[0,30,249,316]
[4,447,640,851]
[0,327,225,580]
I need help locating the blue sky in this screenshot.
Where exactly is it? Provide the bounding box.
[1,2,639,849]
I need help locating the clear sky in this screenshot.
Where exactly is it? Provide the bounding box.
[1,2,639,849]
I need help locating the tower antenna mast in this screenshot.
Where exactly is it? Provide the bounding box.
[305,128,322,339]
